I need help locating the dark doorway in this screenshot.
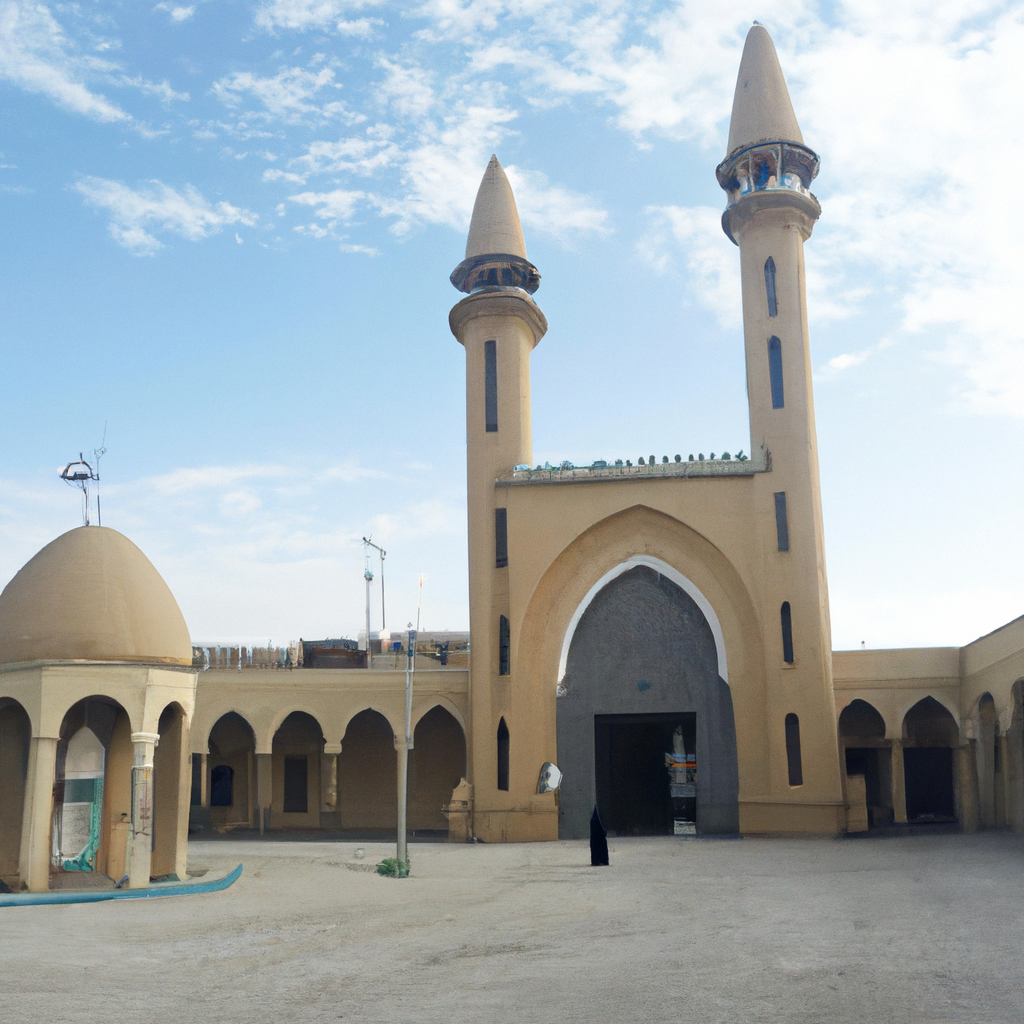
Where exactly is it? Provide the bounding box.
[594,713,695,836]
[283,757,308,813]
[904,747,955,821]
[210,765,233,807]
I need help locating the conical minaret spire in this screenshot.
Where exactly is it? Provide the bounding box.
[450,156,540,295]
[716,25,819,243]
[726,25,803,158]
[466,155,527,259]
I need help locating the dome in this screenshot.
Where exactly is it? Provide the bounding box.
[0,526,192,666]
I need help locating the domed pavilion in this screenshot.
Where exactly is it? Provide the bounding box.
[0,526,197,892]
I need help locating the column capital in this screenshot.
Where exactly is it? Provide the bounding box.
[324,743,343,755]
[131,732,160,746]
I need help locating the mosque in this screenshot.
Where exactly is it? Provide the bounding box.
[2,25,1023,892]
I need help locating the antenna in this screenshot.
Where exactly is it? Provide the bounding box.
[60,427,108,526]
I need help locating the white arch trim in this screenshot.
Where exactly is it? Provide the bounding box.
[556,555,728,685]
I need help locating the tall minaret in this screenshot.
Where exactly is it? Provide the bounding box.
[717,27,841,811]
[449,156,547,824]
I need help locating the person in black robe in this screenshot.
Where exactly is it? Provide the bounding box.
[590,805,609,866]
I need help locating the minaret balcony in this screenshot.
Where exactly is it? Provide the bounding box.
[716,141,820,209]
[450,252,541,295]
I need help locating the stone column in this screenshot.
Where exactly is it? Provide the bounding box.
[128,732,159,888]
[18,735,58,892]
[321,744,341,811]
[256,752,273,834]
[891,739,907,824]
[199,752,209,807]
[957,743,979,833]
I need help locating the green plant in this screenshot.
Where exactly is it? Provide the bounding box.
[375,857,410,878]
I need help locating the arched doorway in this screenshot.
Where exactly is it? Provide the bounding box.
[54,696,133,881]
[557,564,738,838]
[152,703,188,879]
[206,712,256,828]
[409,706,466,832]
[272,712,324,828]
[839,700,892,828]
[902,697,958,823]
[0,698,31,887]
[337,710,396,831]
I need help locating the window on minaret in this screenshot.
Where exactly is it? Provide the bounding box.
[768,336,784,409]
[764,257,778,317]
[785,713,803,786]
[774,492,790,551]
[780,602,794,663]
[498,615,510,675]
[495,507,508,568]
[497,718,510,790]
[484,339,498,432]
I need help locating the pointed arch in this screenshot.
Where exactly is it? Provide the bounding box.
[558,554,729,684]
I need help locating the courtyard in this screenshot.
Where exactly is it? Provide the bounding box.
[1,832,1022,1022]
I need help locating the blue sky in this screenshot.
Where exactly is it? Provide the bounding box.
[2,0,1024,649]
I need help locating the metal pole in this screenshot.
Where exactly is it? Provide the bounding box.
[364,573,371,668]
[397,622,415,866]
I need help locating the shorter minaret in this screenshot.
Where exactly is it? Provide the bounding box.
[718,26,842,815]
[450,157,546,828]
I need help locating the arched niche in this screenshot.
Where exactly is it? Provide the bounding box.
[337,709,395,831]
[206,712,256,827]
[557,563,738,839]
[839,700,892,828]
[902,697,958,824]
[409,706,466,831]
[272,711,325,828]
[0,699,31,886]
[55,696,133,881]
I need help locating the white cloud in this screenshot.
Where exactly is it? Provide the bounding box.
[212,65,353,124]
[154,3,195,23]
[289,187,365,222]
[637,205,740,328]
[0,0,131,122]
[118,74,189,103]
[254,0,381,34]
[73,177,258,253]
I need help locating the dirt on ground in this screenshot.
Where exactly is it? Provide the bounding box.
[1,832,1023,1023]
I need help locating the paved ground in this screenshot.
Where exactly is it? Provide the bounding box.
[1,832,1023,1023]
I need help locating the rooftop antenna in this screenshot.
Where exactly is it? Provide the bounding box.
[60,425,107,526]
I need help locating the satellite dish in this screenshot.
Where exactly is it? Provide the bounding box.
[537,762,562,794]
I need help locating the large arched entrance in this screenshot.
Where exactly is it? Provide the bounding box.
[0,698,31,887]
[409,706,466,832]
[902,697,958,823]
[557,564,738,837]
[152,702,188,879]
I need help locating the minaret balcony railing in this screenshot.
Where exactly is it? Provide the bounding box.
[450,252,541,295]
[716,141,820,208]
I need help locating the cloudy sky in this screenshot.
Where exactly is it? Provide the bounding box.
[2,0,1023,649]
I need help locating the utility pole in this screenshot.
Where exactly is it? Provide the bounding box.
[362,537,386,667]
[396,575,423,867]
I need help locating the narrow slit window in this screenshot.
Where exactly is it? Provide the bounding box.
[781,601,794,663]
[484,339,498,432]
[497,718,510,791]
[774,491,790,552]
[495,507,508,568]
[785,713,803,786]
[498,615,510,675]
[764,257,778,317]
[768,336,784,409]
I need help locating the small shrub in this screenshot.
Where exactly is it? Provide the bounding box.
[376,857,410,878]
